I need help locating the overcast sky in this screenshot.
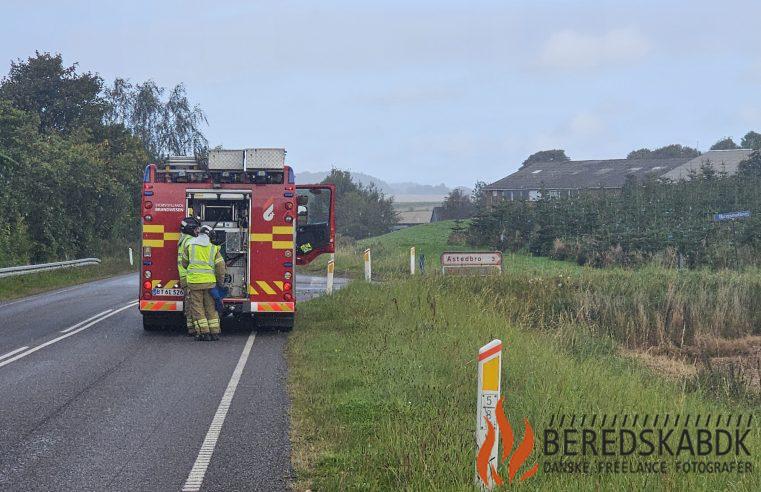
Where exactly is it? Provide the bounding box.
[4,0,761,187]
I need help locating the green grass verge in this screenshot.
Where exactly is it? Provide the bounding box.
[289,278,760,491]
[299,220,577,279]
[0,257,136,301]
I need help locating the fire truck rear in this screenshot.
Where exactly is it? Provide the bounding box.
[138,148,335,331]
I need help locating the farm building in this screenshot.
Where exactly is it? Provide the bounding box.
[660,149,753,181]
[484,157,690,205]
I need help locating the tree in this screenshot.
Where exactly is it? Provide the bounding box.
[520,149,569,168]
[320,169,397,238]
[440,188,474,220]
[0,52,106,135]
[103,78,208,158]
[627,144,700,159]
[710,137,739,150]
[471,181,487,212]
[738,151,761,178]
[740,131,761,150]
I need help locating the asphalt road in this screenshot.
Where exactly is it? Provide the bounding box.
[0,272,344,491]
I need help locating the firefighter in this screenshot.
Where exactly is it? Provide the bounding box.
[178,216,201,336]
[181,225,226,341]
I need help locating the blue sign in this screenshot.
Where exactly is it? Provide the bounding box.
[713,210,751,222]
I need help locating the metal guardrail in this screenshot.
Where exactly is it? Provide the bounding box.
[0,258,101,279]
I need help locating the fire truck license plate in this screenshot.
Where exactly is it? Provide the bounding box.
[151,288,185,297]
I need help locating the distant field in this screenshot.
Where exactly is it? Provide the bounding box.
[390,194,447,203]
[392,201,441,211]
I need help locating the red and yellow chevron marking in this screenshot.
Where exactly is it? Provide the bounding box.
[248,280,285,296]
[151,279,180,289]
[140,300,182,311]
[254,302,294,312]
[250,225,294,250]
[142,224,180,248]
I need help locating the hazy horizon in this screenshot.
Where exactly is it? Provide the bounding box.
[4,0,761,188]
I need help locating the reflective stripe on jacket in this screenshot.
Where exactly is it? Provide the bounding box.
[186,242,220,284]
[177,234,189,280]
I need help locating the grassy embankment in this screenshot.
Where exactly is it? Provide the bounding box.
[289,222,761,490]
[299,220,571,279]
[0,257,136,301]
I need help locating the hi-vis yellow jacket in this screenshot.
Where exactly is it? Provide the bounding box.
[181,234,225,287]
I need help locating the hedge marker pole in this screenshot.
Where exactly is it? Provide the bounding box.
[476,339,502,489]
[410,246,416,275]
[363,248,372,282]
[326,255,335,295]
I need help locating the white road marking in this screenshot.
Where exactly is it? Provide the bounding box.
[182,332,257,492]
[0,346,29,362]
[0,300,138,369]
[60,309,113,333]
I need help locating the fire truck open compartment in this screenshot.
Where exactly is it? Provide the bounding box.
[187,191,251,299]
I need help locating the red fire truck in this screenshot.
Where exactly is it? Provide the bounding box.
[138,148,335,331]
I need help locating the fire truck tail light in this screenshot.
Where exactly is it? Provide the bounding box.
[144,270,151,279]
[144,191,154,196]
[143,246,152,257]
[143,281,152,290]
[285,202,293,210]
[284,250,292,258]
[143,292,152,300]
[283,282,292,291]
[144,201,153,209]
[283,293,293,301]
[143,214,153,221]
[284,214,293,223]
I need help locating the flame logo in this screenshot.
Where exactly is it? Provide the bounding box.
[262,200,275,222]
[476,396,539,486]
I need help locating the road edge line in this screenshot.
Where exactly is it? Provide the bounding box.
[0,346,30,362]
[182,332,257,492]
[60,308,114,333]
[0,300,137,369]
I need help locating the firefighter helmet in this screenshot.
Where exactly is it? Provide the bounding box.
[181,216,201,235]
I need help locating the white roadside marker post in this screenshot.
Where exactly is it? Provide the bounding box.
[326,255,335,295]
[128,247,134,267]
[476,339,502,489]
[410,246,416,275]
[364,248,372,282]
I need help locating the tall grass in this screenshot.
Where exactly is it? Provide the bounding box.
[289,278,761,491]
[472,265,761,349]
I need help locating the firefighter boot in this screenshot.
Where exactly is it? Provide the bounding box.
[195,319,210,341]
[208,316,221,341]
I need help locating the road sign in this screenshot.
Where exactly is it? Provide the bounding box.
[476,339,502,489]
[441,252,502,275]
[713,210,751,222]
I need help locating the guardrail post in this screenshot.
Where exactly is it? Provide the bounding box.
[363,248,372,282]
[410,246,416,275]
[326,254,335,295]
